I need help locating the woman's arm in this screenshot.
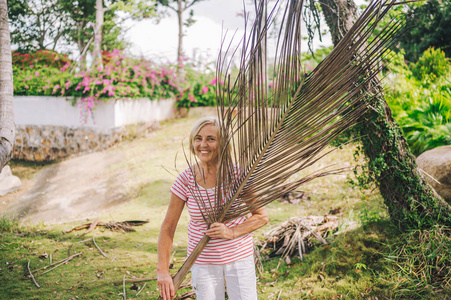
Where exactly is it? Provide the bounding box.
[157,193,185,300]
[205,205,269,240]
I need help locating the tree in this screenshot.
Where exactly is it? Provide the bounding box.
[91,0,158,69]
[8,0,70,52]
[59,0,97,69]
[399,0,451,61]
[0,0,15,170]
[318,0,451,228]
[156,0,206,64]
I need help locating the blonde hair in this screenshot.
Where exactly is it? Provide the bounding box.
[189,117,228,156]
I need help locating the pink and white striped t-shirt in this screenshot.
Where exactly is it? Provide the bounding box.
[170,167,254,265]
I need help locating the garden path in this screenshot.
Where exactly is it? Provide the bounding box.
[2,148,130,225]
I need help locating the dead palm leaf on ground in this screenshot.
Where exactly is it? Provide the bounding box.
[170,0,407,292]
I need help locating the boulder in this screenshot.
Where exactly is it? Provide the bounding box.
[0,165,22,196]
[416,145,451,203]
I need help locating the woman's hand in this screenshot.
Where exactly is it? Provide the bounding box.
[205,222,235,239]
[157,270,175,300]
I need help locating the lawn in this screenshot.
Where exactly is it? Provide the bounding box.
[1,114,450,299]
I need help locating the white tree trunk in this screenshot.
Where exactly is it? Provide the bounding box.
[94,0,104,69]
[0,0,15,170]
[176,0,184,63]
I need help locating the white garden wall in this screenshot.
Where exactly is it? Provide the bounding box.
[13,96,176,161]
[14,96,176,129]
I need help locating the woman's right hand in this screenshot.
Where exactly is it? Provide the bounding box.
[157,270,175,300]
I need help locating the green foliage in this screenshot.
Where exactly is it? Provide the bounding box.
[399,0,451,61]
[385,48,451,156]
[7,0,70,51]
[412,48,450,82]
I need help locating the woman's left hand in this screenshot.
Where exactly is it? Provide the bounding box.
[205,222,234,239]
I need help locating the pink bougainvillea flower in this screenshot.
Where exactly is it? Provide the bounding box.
[30,64,34,69]
[210,78,217,85]
[34,71,40,77]
[188,93,197,103]
[200,86,209,94]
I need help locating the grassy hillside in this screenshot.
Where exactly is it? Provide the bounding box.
[1,115,450,299]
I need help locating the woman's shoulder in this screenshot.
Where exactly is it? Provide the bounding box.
[177,166,196,181]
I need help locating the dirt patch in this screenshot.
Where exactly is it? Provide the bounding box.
[1,149,131,225]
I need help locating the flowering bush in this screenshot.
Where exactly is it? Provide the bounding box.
[12,50,71,69]
[13,50,73,96]
[176,77,223,108]
[12,49,230,122]
[66,50,181,119]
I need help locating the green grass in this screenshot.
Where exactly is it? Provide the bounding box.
[1,114,450,299]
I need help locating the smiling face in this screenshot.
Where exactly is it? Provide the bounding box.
[193,124,219,165]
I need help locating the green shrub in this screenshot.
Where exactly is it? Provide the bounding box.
[412,47,450,83]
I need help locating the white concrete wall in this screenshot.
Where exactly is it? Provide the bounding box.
[14,96,176,129]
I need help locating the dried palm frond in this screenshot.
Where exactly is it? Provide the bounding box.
[171,0,406,292]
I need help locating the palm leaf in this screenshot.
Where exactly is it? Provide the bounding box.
[170,0,406,292]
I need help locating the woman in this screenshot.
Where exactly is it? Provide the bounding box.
[157,117,269,300]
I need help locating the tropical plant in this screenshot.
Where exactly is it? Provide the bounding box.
[385,49,451,156]
[169,0,407,292]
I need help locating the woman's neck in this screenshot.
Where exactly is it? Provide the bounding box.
[199,161,217,175]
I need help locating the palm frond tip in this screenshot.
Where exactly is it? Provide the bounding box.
[172,0,405,291]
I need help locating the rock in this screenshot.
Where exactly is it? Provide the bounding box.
[416,145,451,203]
[0,165,22,196]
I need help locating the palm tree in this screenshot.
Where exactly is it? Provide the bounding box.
[0,0,15,171]
[169,0,409,293]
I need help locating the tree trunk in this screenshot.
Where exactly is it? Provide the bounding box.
[319,0,451,228]
[176,0,184,63]
[0,0,15,171]
[93,0,104,69]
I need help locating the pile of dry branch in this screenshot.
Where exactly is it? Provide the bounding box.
[259,215,339,265]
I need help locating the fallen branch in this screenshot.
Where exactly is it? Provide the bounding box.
[93,235,108,258]
[123,275,126,300]
[64,220,149,234]
[26,253,83,276]
[27,261,40,288]
[112,277,157,284]
[136,283,146,296]
[79,219,99,237]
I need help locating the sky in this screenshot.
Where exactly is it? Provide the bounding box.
[125,0,335,64]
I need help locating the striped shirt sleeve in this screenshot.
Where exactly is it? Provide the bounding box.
[170,169,190,201]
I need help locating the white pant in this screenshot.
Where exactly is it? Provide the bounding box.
[191,255,258,300]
